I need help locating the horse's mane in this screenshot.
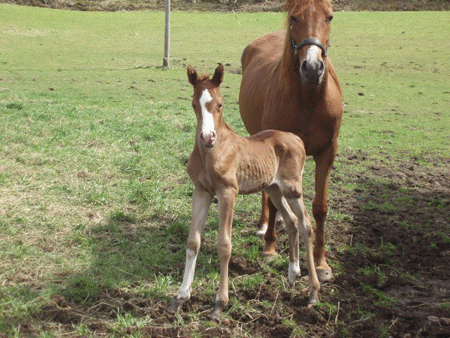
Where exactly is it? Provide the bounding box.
[284,0,331,18]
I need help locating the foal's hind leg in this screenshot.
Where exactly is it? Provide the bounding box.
[266,189,300,284]
[288,196,320,306]
[257,192,285,239]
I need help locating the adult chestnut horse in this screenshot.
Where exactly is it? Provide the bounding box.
[239,0,343,281]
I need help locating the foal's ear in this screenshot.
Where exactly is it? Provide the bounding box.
[212,63,224,86]
[187,65,199,86]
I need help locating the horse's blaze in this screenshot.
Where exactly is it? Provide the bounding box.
[300,45,325,85]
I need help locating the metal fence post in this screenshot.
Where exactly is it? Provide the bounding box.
[163,0,170,67]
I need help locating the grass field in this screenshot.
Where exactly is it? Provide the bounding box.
[1,4,449,337]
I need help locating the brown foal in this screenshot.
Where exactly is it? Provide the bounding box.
[167,64,320,322]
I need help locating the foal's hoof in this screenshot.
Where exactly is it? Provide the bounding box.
[208,301,226,323]
[316,267,333,282]
[167,298,186,314]
[307,290,319,309]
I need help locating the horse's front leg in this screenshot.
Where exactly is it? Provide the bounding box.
[209,187,237,322]
[256,191,270,237]
[313,145,337,282]
[167,187,213,314]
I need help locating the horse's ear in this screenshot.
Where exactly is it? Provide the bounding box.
[187,65,199,86]
[212,63,224,86]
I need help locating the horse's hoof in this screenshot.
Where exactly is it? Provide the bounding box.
[167,298,186,314]
[316,267,333,282]
[261,250,277,259]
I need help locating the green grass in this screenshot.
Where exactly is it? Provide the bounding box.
[0,4,449,337]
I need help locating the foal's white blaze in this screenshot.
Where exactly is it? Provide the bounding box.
[200,89,215,137]
[177,249,198,299]
[306,45,321,63]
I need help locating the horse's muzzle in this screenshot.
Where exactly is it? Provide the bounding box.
[200,131,217,148]
[300,59,325,87]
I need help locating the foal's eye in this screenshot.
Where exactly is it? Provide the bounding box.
[327,14,334,22]
[218,103,223,109]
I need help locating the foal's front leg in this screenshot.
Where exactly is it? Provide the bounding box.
[209,187,237,322]
[167,187,213,314]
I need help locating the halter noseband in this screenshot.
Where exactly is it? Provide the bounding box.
[290,26,329,71]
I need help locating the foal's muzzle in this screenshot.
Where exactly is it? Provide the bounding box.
[200,131,217,148]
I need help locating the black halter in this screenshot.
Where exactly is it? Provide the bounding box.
[290,26,328,71]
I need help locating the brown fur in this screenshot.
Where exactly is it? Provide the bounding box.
[239,0,343,281]
[168,64,320,321]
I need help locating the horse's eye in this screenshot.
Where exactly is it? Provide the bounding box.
[290,16,298,24]
[192,103,196,109]
[218,103,223,109]
[327,14,334,22]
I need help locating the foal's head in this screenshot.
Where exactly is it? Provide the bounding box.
[187,63,224,149]
[285,0,334,87]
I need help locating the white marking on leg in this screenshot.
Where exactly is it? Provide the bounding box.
[288,261,300,284]
[200,89,214,138]
[256,223,268,237]
[177,249,198,299]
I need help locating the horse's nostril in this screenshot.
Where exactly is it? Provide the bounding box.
[301,61,308,73]
[320,61,325,71]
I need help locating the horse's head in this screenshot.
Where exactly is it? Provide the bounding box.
[285,0,333,87]
[187,63,224,149]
